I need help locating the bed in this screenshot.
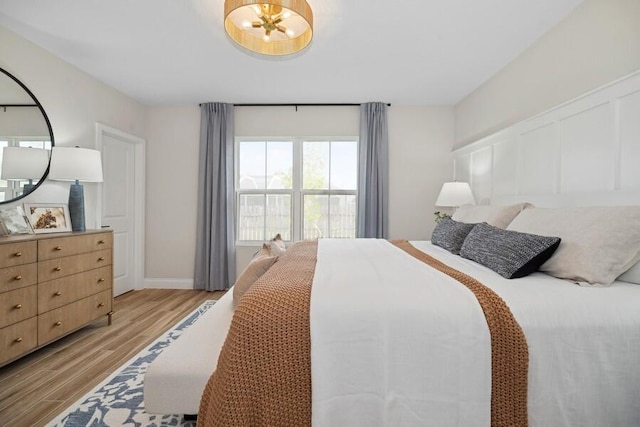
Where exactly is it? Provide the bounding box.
[144,205,640,427]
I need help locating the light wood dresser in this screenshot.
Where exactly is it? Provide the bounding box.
[0,229,113,367]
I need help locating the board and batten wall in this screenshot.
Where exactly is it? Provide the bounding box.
[144,105,454,286]
[453,70,640,207]
[455,0,640,147]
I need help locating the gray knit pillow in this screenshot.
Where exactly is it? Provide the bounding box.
[460,222,561,279]
[431,218,477,254]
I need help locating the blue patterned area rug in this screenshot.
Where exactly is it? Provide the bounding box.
[46,300,217,427]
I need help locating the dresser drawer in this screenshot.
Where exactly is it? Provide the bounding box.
[38,266,112,313]
[0,285,37,328]
[0,241,37,268]
[0,317,37,365]
[38,232,113,261]
[0,263,37,293]
[38,249,112,282]
[38,289,112,345]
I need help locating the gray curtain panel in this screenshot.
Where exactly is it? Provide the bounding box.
[357,102,389,238]
[194,103,236,291]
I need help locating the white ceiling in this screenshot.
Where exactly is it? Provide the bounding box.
[0,0,583,107]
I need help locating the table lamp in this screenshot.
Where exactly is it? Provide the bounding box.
[434,181,475,222]
[1,146,50,193]
[49,147,103,232]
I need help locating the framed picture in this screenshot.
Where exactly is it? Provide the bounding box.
[0,206,33,235]
[23,203,72,234]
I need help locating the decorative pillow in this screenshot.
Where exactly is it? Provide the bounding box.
[431,218,477,254]
[452,202,533,229]
[232,244,277,304]
[266,233,286,256]
[460,222,561,279]
[618,261,640,284]
[507,206,640,286]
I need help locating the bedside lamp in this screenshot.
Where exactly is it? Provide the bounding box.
[1,146,50,193]
[434,181,475,222]
[49,147,103,232]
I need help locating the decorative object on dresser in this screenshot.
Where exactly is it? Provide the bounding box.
[23,203,72,234]
[0,229,113,367]
[433,181,475,222]
[48,147,104,232]
[0,206,33,235]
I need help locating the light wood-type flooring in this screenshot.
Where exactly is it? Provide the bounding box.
[0,288,224,427]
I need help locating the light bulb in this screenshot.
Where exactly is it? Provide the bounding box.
[282,10,291,19]
[241,21,251,28]
[285,29,295,37]
[263,34,270,42]
[251,4,262,15]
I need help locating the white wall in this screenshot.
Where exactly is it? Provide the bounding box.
[0,26,146,227]
[144,105,455,282]
[454,0,640,147]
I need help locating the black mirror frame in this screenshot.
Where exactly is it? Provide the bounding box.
[0,66,55,204]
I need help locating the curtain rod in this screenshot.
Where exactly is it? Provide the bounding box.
[198,102,391,108]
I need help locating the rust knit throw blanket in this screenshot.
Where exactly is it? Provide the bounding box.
[197,240,529,427]
[392,240,529,427]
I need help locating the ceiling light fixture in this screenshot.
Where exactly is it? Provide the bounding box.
[224,0,313,56]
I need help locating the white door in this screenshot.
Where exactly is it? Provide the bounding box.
[96,124,145,296]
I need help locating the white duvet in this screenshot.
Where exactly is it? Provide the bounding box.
[310,239,640,427]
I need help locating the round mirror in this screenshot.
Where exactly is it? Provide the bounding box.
[0,67,54,204]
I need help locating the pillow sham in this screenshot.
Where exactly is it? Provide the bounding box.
[460,222,561,279]
[233,244,277,304]
[431,218,476,254]
[452,202,533,229]
[507,206,640,286]
[618,261,640,284]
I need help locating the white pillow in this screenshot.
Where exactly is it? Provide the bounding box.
[507,206,640,286]
[618,261,640,284]
[452,202,533,229]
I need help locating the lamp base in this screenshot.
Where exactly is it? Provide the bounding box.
[68,182,86,232]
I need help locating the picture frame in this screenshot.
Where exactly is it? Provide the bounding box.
[23,203,72,234]
[0,206,33,235]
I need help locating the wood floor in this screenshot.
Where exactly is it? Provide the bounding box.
[0,288,225,427]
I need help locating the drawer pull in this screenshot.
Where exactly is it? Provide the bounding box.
[55,246,62,251]
[98,257,105,261]
[54,267,62,271]
[15,337,23,343]
[98,302,105,308]
[14,275,22,281]
[14,252,22,257]
[14,304,22,309]
[98,240,105,244]
[54,321,62,327]
[98,278,105,282]
[54,291,62,296]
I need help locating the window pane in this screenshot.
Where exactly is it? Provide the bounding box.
[330,141,358,190]
[239,141,265,189]
[303,194,328,239]
[266,141,292,189]
[238,194,265,241]
[329,194,357,238]
[303,141,329,190]
[266,194,291,240]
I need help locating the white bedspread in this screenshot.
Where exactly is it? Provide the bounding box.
[310,239,640,427]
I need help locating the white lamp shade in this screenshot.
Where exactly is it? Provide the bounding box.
[435,182,475,207]
[49,147,103,182]
[1,146,50,180]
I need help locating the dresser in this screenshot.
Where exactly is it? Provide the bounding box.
[0,229,113,367]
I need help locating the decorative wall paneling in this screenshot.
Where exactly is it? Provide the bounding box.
[453,70,640,207]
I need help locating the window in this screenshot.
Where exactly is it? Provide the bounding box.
[236,138,358,242]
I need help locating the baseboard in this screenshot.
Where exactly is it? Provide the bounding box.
[143,278,194,290]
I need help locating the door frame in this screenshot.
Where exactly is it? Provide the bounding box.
[95,122,146,292]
